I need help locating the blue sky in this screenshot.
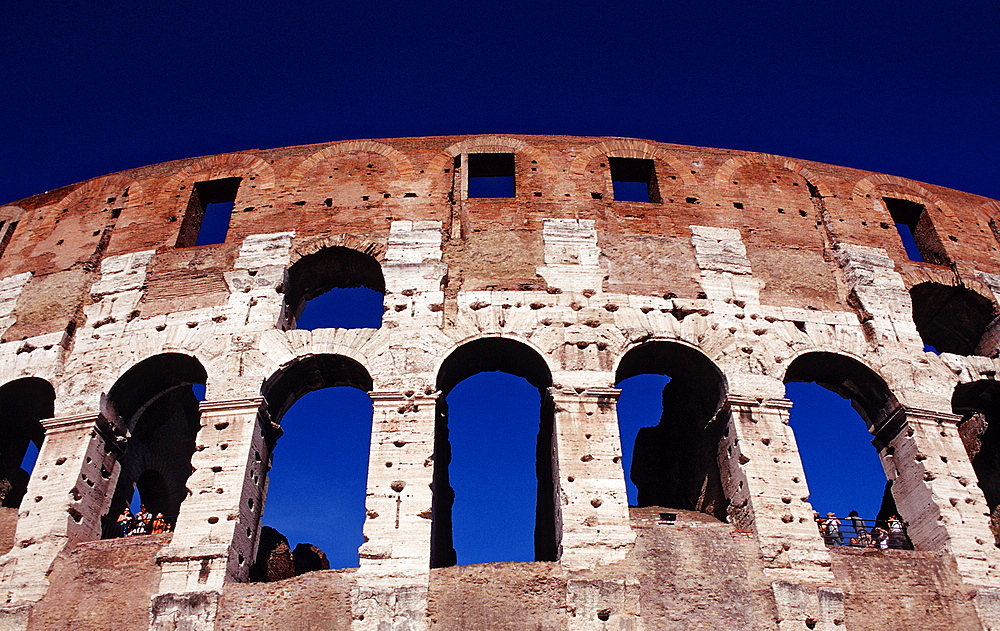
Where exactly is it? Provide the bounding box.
[3,1,997,567]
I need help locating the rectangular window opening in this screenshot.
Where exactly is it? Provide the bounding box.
[177,177,241,247]
[883,197,947,264]
[467,153,515,198]
[609,157,660,203]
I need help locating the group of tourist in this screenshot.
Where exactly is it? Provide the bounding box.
[115,506,173,537]
[814,510,908,549]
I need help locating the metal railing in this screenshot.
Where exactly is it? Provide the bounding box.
[815,515,913,550]
[102,513,177,539]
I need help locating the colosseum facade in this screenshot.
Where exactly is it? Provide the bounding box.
[0,135,999,629]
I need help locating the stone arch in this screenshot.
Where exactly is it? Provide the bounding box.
[781,350,898,429]
[0,377,53,508]
[614,341,729,518]
[261,353,374,425]
[980,200,1000,248]
[853,174,957,222]
[253,353,374,575]
[287,140,416,186]
[431,336,556,567]
[283,245,386,330]
[909,281,998,355]
[569,139,696,187]
[51,173,141,212]
[155,153,276,207]
[100,353,207,537]
[289,234,385,266]
[714,153,834,198]
[426,135,557,182]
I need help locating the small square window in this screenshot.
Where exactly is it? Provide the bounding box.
[177,177,241,247]
[609,157,660,203]
[467,153,515,198]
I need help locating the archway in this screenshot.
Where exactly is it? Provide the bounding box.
[284,246,385,330]
[432,337,554,567]
[253,354,373,578]
[101,354,206,538]
[910,282,996,355]
[953,380,1000,544]
[614,342,728,519]
[784,352,908,547]
[0,378,53,508]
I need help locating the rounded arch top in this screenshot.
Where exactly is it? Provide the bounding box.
[614,340,728,420]
[782,351,898,428]
[0,376,56,425]
[106,353,208,427]
[261,353,374,424]
[287,140,416,186]
[155,153,276,206]
[47,173,142,214]
[570,138,696,187]
[429,135,556,174]
[713,153,833,198]
[853,173,956,221]
[436,336,553,396]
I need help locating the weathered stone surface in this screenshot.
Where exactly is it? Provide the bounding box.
[0,135,999,629]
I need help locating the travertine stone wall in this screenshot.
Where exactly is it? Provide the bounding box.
[0,135,999,630]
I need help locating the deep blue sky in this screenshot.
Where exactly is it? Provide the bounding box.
[5,2,994,565]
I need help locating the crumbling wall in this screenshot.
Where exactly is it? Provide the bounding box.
[0,135,999,630]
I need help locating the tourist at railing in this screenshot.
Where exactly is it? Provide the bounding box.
[108,506,176,538]
[815,511,913,550]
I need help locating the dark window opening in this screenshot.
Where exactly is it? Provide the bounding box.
[953,380,1000,545]
[176,177,241,247]
[253,354,373,579]
[101,354,207,539]
[615,343,728,520]
[0,221,18,260]
[609,157,660,203]
[883,197,948,265]
[467,153,515,198]
[0,378,53,508]
[784,353,910,548]
[910,282,997,356]
[284,247,385,330]
[432,338,555,567]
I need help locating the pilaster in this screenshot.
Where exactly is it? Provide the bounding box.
[549,386,634,570]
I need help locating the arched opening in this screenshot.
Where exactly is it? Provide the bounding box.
[0,378,53,508]
[614,342,728,519]
[432,338,555,567]
[784,353,909,548]
[252,354,373,580]
[952,380,1000,544]
[284,246,385,330]
[101,354,206,538]
[910,282,997,355]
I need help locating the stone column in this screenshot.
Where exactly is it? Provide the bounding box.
[875,406,1000,584]
[549,386,634,570]
[0,411,115,624]
[353,390,436,631]
[722,396,833,582]
[151,397,268,627]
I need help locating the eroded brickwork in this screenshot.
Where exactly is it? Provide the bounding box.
[0,135,999,629]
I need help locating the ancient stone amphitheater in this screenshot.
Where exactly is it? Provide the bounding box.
[0,134,999,630]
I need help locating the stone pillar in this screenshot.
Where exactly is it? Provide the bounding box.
[0,411,115,624]
[549,386,634,570]
[722,396,833,582]
[876,406,1000,584]
[153,397,267,596]
[353,390,436,631]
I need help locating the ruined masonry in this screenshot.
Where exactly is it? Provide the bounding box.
[0,135,997,629]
